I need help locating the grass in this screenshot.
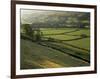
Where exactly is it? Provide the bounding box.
[41,28,90,50]
[65,38,90,50]
[41,28,78,35]
[67,29,90,36]
[21,39,89,69]
[39,41,90,62]
[20,27,90,69]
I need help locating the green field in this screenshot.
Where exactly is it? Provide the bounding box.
[20,28,90,69]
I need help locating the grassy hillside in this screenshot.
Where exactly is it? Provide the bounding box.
[21,39,89,69]
[20,27,90,69]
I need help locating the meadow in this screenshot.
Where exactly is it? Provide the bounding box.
[20,27,90,69]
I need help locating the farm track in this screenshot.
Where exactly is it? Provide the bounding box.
[37,42,90,63]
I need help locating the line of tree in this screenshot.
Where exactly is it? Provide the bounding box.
[21,24,43,41]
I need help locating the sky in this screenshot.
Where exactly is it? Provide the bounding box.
[21,9,89,25]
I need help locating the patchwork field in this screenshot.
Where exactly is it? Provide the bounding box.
[20,28,90,69]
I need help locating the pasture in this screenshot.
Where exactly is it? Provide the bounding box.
[20,27,90,69]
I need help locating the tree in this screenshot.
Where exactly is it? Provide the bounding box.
[23,24,33,38]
